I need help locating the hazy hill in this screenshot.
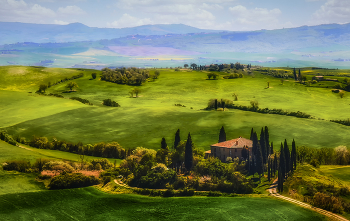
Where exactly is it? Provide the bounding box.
[0,22,222,45]
[1,22,350,68]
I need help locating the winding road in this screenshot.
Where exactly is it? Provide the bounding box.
[268,179,349,221]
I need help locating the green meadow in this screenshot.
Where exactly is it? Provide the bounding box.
[319,165,350,183]
[1,66,350,150]
[0,140,122,165]
[0,187,326,221]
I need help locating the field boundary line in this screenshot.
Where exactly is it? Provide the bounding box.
[268,178,349,221]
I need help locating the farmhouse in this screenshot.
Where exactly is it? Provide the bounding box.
[205,137,252,162]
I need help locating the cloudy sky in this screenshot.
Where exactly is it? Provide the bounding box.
[0,0,349,31]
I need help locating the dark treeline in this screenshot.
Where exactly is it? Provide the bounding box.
[37,73,84,93]
[70,97,93,105]
[101,67,150,86]
[187,62,250,71]
[297,145,350,166]
[206,98,313,119]
[331,119,350,127]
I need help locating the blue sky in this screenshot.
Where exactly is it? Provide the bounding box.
[0,0,349,31]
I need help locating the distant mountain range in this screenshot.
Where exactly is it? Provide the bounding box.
[0,22,222,45]
[1,22,350,68]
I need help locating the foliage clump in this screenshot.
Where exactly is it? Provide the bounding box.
[101,67,150,85]
[103,99,120,107]
[48,173,100,190]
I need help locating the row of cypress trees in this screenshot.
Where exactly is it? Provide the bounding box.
[277,139,297,192]
[161,129,194,172]
[218,125,298,192]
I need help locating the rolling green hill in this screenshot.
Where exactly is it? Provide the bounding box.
[0,187,326,220]
[1,66,350,150]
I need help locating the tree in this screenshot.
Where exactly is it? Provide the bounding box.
[293,68,297,81]
[66,82,78,91]
[256,143,264,180]
[252,131,259,157]
[91,73,97,79]
[279,143,286,181]
[291,139,297,171]
[265,126,270,157]
[267,158,271,181]
[38,84,48,93]
[190,63,197,70]
[185,133,193,171]
[174,129,180,150]
[284,139,291,176]
[270,142,274,155]
[218,126,226,143]
[339,91,345,98]
[214,99,218,110]
[154,70,160,79]
[260,128,266,164]
[133,88,141,97]
[184,64,189,68]
[250,100,259,110]
[161,137,167,150]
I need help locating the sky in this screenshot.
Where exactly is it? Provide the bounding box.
[0,0,350,31]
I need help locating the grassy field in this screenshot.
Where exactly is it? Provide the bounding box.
[0,170,46,195]
[319,165,350,184]
[0,140,122,165]
[1,66,350,150]
[0,187,327,220]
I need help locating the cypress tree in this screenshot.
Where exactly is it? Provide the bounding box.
[260,128,266,164]
[265,126,270,157]
[293,68,297,81]
[174,129,180,150]
[298,69,301,81]
[218,126,226,143]
[270,142,274,155]
[273,153,277,176]
[250,128,254,140]
[278,169,283,193]
[247,151,251,174]
[252,132,258,157]
[292,139,297,170]
[251,155,256,177]
[214,99,218,110]
[185,133,193,171]
[284,139,291,176]
[267,160,271,182]
[161,137,167,149]
[279,143,286,181]
[256,143,264,179]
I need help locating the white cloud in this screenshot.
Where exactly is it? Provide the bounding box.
[58,5,85,15]
[228,5,282,30]
[7,0,27,8]
[54,19,69,25]
[107,14,153,28]
[0,0,56,23]
[311,0,350,24]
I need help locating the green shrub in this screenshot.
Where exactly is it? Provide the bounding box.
[90,159,113,170]
[103,99,120,107]
[178,188,195,196]
[48,173,100,190]
[208,191,222,197]
[43,161,74,172]
[70,97,92,105]
[2,160,31,172]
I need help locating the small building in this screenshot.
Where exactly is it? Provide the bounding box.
[312,76,324,81]
[206,137,253,162]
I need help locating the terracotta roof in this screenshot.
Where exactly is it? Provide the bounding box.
[211,137,252,148]
[205,150,211,153]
